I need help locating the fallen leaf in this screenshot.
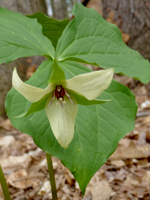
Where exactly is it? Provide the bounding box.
[91,180,112,200]
[0,119,13,130]
[110,141,150,160]
[111,160,125,167]
[1,154,32,172]
[38,181,51,195]
[7,169,28,189]
[87,0,103,16]
[0,136,15,147]
[26,65,36,78]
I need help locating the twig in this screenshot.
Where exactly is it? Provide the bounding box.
[12,174,46,182]
[134,93,150,96]
[136,112,150,117]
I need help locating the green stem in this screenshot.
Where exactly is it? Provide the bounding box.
[0,165,11,200]
[46,153,57,200]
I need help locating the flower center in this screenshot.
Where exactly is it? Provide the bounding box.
[55,85,65,101]
[49,85,73,107]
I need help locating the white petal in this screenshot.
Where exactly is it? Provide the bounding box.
[12,68,54,102]
[46,94,78,149]
[65,68,114,100]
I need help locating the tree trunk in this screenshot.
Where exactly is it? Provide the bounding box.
[50,0,67,20]
[0,0,47,117]
[0,0,47,14]
[102,0,150,60]
[85,0,150,61]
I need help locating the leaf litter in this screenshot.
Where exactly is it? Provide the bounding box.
[0,74,150,200]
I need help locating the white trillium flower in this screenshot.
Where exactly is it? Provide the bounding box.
[12,67,114,149]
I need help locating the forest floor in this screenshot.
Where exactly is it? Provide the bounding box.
[0,73,150,200]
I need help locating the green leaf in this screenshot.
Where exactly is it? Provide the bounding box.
[49,59,66,83]
[24,59,53,88]
[0,8,55,64]
[28,12,69,49]
[14,96,48,118]
[56,3,150,84]
[5,60,137,194]
[70,92,111,105]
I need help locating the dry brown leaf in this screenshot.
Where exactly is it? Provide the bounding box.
[124,173,141,187]
[7,169,28,189]
[122,32,130,44]
[38,181,51,195]
[106,11,130,44]
[82,191,92,200]
[106,11,115,24]
[118,138,131,147]
[139,115,150,125]
[26,64,36,78]
[73,194,81,200]
[122,169,149,197]
[1,154,32,172]
[0,118,13,130]
[0,135,15,147]
[141,100,150,109]
[91,180,112,200]
[110,140,150,160]
[87,0,103,16]
[114,169,128,181]
[111,160,125,167]
[137,131,146,145]
[114,75,133,86]
[65,173,75,186]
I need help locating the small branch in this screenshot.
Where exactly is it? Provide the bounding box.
[134,93,150,96]
[12,174,46,182]
[0,165,11,200]
[46,153,57,200]
[136,112,150,117]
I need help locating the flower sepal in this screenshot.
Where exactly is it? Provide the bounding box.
[13,96,48,119]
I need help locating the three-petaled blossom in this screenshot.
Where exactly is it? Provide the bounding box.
[12,67,114,149]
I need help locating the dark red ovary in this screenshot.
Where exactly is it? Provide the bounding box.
[55,85,65,100]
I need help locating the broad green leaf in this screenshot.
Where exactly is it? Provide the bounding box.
[0,8,55,64]
[49,59,66,82]
[28,12,69,49]
[56,3,150,84]
[69,92,110,105]
[5,60,137,194]
[14,96,48,118]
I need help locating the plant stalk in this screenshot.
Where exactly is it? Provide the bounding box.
[0,165,11,200]
[46,153,57,200]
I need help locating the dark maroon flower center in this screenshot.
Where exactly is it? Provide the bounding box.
[55,85,65,101]
[48,85,73,107]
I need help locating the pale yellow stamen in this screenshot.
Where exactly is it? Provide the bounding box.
[65,89,73,104]
[56,97,66,107]
[57,85,61,92]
